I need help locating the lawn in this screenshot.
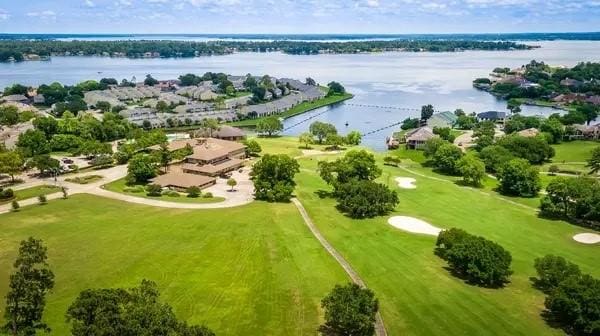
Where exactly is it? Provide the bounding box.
[228,92,353,127]
[103,178,226,204]
[292,154,599,336]
[0,185,62,204]
[551,140,598,163]
[0,195,347,335]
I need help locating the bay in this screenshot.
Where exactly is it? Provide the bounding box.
[1,40,598,150]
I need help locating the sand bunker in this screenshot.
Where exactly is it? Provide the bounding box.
[301,149,340,157]
[388,216,441,236]
[395,177,416,189]
[573,233,600,244]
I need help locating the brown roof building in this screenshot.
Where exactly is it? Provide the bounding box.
[150,137,246,189]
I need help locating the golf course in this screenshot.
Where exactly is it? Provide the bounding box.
[0,137,598,335]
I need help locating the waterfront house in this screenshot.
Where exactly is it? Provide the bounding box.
[477,111,506,123]
[560,78,583,88]
[403,127,436,150]
[426,111,458,129]
[586,95,600,106]
[33,94,46,105]
[193,125,246,141]
[1,95,29,104]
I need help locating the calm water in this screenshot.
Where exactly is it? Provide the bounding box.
[1,40,599,150]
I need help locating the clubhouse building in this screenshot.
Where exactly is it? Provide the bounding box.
[150,138,246,191]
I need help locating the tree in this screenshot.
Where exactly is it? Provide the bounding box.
[309,121,337,144]
[457,154,486,187]
[178,73,202,86]
[333,180,399,219]
[0,105,19,126]
[533,255,582,293]
[156,143,171,173]
[473,121,495,151]
[345,131,362,146]
[422,137,447,158]
[319,283,379,336]
[144,74,159,86]
[540,177,600,222]
[186,186,201,198]
[227,178,237,191]
[32,116,58,138]
[435,228,470,259]
[127,154,158,184]
[587,147,600,175]
[544,274,600,336]
[506,99,522,114]
[242,139,262,157]
[11,200,19,212]
[256,117,283,137]
[326,81,345,96]
[497,135,554,164]
[16,129,50,157]
[4,238,55,335]
[432,127,456,143]
[577,103,599,125]
[548,165,560,176]
[142,119,152,131]
[95,101,111,113]
[65,280,215,336]
[305,77,316,86]
[455,115,477,130]
[420,104,434,121]
[444,234,512,287]
[30,154,60,176]
[318,150,381,186]
[496,158,541,197]
[0,151,24,182]
[251,154,300,202]
[325,134,345,149]
[561,110,587,125]
[199,118,220,137]
[432,144,463,175]
[540,118,565,144]
[156,100,170,113]
[299,132,314,149]
[478,145,513,173]
[400,117,420,130]
[38,194,47,205]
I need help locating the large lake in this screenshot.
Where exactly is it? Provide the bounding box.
[1,40,599,150]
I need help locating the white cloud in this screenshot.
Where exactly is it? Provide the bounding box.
[85,0,95,7]
[26,10,57,18]
[0,9,9,21]
[116,0,133,6]
[147,0,168,3]
[366,0,379,7]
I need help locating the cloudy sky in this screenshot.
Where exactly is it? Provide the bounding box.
[0,0,598,34]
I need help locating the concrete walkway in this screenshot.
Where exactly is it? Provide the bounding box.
[291,198,388,336]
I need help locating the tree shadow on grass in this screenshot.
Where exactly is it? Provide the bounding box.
[314,189,333,199]
[440,265,509,289]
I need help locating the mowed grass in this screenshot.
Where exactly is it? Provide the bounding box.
[103,178,226,204]
[293,155,599,336]
[0,185,62,204]
[551,140,598,163]
[0,194,347,335]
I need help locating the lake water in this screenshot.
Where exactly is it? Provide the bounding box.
[1,40,599,150]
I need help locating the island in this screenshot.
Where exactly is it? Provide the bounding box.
[0,39,534,62]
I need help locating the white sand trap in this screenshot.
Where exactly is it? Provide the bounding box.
[388,216,441,236]
[573,233,600,244]
[395,177,416,189]
[301,149,340,157]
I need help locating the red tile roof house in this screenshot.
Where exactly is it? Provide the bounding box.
[150,138,246,190]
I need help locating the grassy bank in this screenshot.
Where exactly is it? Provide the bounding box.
[0,185,62,204]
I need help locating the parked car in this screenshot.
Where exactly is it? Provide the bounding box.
[62,158,74,164]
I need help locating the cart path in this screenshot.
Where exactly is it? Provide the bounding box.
[291,198,388,336]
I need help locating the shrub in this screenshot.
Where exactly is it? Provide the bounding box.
[38,194,47,204]
[11,200,19,211]
[333,180,399,219]
[548,165,560,176]
[203,192,213,198]
[432,144,463,175]
[145,184,162,197]
[383,156,401,167]
[162,190,180,197]
[186,186,201,198]
[123,186,145,193]
[533,255,581,293]
[0,188,15,200]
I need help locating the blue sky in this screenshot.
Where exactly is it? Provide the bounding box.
[0,0,598,34]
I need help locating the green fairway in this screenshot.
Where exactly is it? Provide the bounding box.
[0,195,347,335]
[292,154,599,336]
[103,178,226,204]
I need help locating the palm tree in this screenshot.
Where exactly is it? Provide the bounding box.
[587,147,600,175]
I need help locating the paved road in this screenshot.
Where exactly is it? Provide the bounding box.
[291,198,388,336]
